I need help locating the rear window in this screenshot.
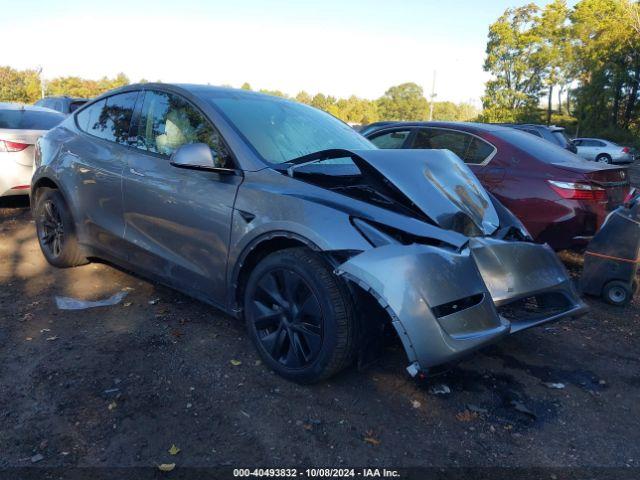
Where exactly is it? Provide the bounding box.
[551,130,571,147]
[494,129,579,163]
[69,101,87,113]
[0,109,65,130]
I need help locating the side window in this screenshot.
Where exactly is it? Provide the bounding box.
[573,139,582,146]
[76,99,106,134]
[517,127,541,137]
[412,128,470,159]
[369,130,411,149]
[465,137,495,164]
[92,92,138,144]
[581,140,596,147]
[53,100,64,112]
[135,90,232,167]
[412,128,493,164]
[594,140,606,147]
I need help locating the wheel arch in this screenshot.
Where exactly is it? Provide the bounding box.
[229,231,322,315]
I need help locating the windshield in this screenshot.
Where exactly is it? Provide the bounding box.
[0,109,65,130]
[207,94,374,164]
[493,128,581,163]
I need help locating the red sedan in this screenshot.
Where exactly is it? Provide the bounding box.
[365,122,631,250]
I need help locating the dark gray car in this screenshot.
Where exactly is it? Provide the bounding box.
[32,84,587,383]
[35,96,88,115]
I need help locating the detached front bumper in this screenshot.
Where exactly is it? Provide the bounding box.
[336,239,587,375]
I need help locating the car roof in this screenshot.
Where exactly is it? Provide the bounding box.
[363,121,513,134]
[0,102,63,113]
[41,96,88,101]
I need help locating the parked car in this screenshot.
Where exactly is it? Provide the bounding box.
[35,96,88,115]
[32,84,586,383]
[0,103,65,197]
[365,122,630,250]
[500,123,577,153]
[573,138,635,164]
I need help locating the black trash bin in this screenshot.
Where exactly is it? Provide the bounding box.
[581,189,640,306]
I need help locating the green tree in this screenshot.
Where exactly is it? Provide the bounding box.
[241,82,252,90]
[376,82,428,121]
[534,0,572,122]
[295,90,312,104]
[431,101,480,121]
[571,0,640,132]
[0,66,41,103]
[482,4,544,122]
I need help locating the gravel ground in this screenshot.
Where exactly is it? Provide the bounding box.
[0,163,638,475]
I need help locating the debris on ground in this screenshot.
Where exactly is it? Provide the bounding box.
[168,444,180,455]
[363,430,380,446]
[45,336,58,341]
[30,454,44,463]
[543,382,566,389]
[510,400,536,418]
[230,359,242,366]
[467,404,489,415]
[158,463,175,472]
[148,298,160,305]
[411,399,421,409]
[107,401,117,411]
[429,384,451,395]
[55,289,132,310]
[456,410,478,422]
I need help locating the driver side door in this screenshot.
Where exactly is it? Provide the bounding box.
[121,90,242,306]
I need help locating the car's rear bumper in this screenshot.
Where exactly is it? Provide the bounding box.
[0,154,33,196]
[612,154,634,164]
[336,239,587,374]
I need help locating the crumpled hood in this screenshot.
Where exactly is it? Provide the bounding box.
[350,149,500,236]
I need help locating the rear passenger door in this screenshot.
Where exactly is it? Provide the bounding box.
[121,89,241,305]
[65,91,139,258]
[576,139,599,161]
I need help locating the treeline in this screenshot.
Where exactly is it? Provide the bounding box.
[0,67,130,104]
[482,0,640,142]
[241,81,479,125]
[0,66,478,125]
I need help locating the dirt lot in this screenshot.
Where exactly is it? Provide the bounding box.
[0,169,639,476]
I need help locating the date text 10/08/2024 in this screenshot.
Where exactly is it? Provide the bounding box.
[233,468,401,478]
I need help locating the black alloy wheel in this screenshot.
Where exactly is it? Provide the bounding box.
[39,199,65,258]
[248,267,323,368]
[243,247,356,383]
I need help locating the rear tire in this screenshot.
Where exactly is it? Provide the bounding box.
[243,247,356,383]
[34,188,87,268]
[596,154,612,164]
[602,280,631,306]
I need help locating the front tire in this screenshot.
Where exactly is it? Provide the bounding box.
[34,188,87,268]
[243,248,356,383]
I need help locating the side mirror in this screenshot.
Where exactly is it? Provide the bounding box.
[169,143,236,175]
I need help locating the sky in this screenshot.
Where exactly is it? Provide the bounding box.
[1,0,573,105]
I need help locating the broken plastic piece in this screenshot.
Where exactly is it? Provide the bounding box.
[55,289,131,310]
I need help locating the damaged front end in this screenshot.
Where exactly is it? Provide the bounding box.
[291,148,588,375]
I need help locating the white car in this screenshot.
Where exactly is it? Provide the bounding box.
[0,103,65,197]
[573,137,635,164]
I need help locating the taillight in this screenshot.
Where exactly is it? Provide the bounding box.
[624,188,638,205]
[548,180,607,201]
[622,147,630,153]
[0,140,29,152]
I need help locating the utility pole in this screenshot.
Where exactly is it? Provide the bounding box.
[428,70,437,121]
[36,66,45,99]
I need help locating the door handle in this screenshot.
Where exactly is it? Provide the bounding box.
[130,168,145,177]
